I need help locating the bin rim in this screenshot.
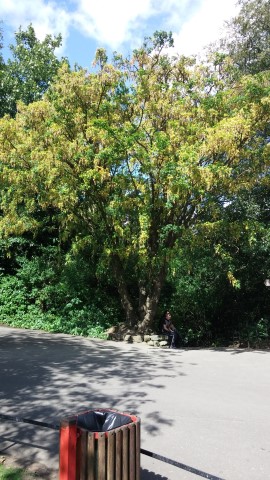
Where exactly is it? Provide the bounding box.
[75,407,138,422]
[60,407,140,434]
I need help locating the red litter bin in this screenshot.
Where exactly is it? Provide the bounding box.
[59,408,140,480]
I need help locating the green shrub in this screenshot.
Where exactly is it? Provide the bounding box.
[0,246,121,338]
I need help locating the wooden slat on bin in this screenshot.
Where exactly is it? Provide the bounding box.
[97,432,106,480]
[135,420,140,480]
[128,424,136,480]
[107,430,115,480]
[122,426,129,480]
[79,430,88,480]
[87,432,95,480]
[115,428,122,479]
[59,420,78,480]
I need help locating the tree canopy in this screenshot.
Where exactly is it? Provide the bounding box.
[1,30,269,331]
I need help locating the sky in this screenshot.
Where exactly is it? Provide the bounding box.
[0,0,240,68]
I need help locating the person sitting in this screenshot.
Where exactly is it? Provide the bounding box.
[161,310,180,349]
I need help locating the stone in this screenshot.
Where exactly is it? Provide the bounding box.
[159,340,169,347]
[109,333,123,341]
[150,335,163,341]
[132,335,143,343]
[144,335,151,342]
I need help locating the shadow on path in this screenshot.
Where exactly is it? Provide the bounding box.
[0,327,185,471]
[141,469,168,480]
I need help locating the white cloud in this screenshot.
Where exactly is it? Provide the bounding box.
[72,0,153,47]
[1,0,195,50]
[173,0,240,56]
[72,0,194,48]
[0,0,240,57]
[0,0,70,50]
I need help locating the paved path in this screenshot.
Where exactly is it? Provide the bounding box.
[0,326,270,480]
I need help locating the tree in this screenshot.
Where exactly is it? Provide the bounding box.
[222,0,270,74]
[167,182,270,345]
[0,24,66,117]
[1,32,270,331]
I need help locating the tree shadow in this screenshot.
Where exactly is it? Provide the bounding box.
[208,347,270,355]
[141,468,169,480]
[0,327,185,470]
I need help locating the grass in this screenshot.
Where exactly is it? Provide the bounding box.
[0,464,25,480]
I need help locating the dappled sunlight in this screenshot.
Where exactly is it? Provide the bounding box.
[0,327,186,471]
[2,327,270,479]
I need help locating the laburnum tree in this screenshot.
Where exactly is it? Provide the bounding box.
[0,32,270,331]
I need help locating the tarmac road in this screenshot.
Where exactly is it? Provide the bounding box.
[0,326,270,480]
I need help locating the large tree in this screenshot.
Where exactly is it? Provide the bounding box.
[1,32,269,331]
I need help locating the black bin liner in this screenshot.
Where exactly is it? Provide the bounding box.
[76,409,132,432]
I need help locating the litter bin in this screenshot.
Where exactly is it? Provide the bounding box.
[59,408,140,480]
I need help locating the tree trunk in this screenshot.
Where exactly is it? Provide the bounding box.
[111,254,167,332]
[138,264,167,332]
[110,254,138,327]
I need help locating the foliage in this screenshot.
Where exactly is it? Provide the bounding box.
[1,30,270,332]
[0,24,67,117]
[239,318,269,347]
[0,246,121,338]
[0,26,270,338]
[159,183,270,346]
[160,236,237,346]
[221,0,270,74]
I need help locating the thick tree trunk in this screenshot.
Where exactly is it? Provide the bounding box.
[110,254,138,327]
[111,254,167,332]
[137,265,167,332]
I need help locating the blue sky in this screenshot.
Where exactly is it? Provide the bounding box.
[1,0,240,68]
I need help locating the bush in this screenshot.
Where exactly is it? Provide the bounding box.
[0,246,121,338]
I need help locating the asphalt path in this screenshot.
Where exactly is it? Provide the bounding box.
[0,326,270,480]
